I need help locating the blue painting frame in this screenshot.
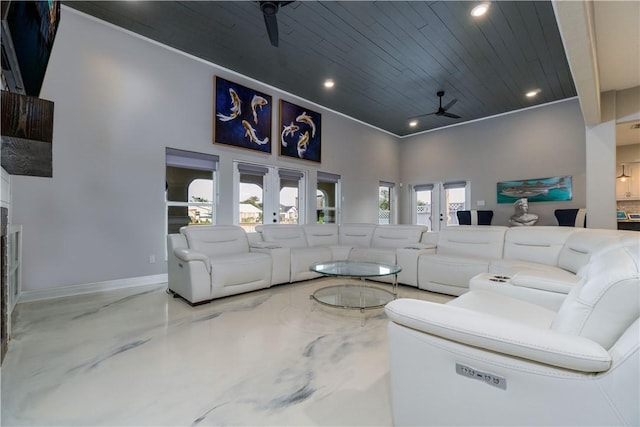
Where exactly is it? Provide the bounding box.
[213,76,272,154]
[279,99,322,163]
[497,176,573,203]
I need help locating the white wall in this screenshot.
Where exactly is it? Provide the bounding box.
[9,7,598,295]
[398,99,587,226]
[12,8,399,293]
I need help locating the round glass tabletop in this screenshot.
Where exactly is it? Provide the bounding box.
[310,260,401,277]
[309,260,400,311]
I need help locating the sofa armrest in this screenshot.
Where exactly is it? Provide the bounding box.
[250,241,283,249]
[173,248,211,272]
[385,298,611,373]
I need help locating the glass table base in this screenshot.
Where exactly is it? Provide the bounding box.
[311,283,395,311]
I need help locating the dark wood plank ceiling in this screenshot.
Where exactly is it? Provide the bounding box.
[64,1,576,136]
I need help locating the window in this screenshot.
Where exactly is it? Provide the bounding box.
[378,181,395,224]
[165,148,218,234]
[317,171,340,224]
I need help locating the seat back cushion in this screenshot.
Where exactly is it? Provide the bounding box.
[303,224,340,246]
[551,243,640,349]
[256,224,308,248]
[436,226,507,259]
[503,226,574,266]
[557,229,627,274]
[338,223,377,247]
[457,210,494,225]
[181,225,249,257]
[371,225,427,248]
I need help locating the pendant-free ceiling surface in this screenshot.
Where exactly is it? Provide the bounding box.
[64,1,577,136]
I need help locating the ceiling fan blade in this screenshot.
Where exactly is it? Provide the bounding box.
[443,98,458,111]
[263,13,279,47]
[442,112,461,119]
[409,112,437,120]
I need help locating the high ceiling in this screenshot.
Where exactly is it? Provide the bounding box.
[64,1,578,136]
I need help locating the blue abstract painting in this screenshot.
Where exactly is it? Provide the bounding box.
[214,76,272,153]
[279,100,322,163]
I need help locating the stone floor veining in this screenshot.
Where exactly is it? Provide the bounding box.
[1,279,452,426]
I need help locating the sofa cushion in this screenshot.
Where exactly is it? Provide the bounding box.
[371,225,427,248]
[338,223,376,247]
[291,247,332,282]
[489,259,563,277]
[511,269,582,294]
[436,226,507,259]
[503,226,574,266]
[210,252,272,287]
[181,225,249,257]
[256,224,308,248]
[447,290,556,328]
[419,254,490,289]
[303,224,340,246]
[349,247,396,265]
[551,243,640,349]
[557,228,628,274]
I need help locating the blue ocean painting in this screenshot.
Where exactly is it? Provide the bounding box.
[497,176,573,204]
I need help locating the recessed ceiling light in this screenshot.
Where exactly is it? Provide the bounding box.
[526,89,541,98]
[471,2,490,17]
[323,79,335,89]
[409,120,418,127]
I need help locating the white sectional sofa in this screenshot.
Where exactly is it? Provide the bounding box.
[168,223,637,309]
[385,239,639,426]
[251,223,431,286]
[418,225,636,309]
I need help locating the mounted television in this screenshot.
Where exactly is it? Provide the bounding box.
[1,0,60,97]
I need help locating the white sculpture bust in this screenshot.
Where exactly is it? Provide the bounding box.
[509,198,539,226]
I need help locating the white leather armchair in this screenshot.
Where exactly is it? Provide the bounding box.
[385,242,639,426]
[167,225,272,305]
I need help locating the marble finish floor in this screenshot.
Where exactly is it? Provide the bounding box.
[2,279,452,426]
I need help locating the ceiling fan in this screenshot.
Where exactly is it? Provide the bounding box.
[411,91,462,120]
[259,1,293,47]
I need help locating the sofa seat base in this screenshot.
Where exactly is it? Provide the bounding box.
[418,254,491,295]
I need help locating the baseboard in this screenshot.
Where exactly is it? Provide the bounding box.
[18,274,168,303]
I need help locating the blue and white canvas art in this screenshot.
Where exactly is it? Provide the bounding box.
[214,76,272,153]
[279,100,321,163]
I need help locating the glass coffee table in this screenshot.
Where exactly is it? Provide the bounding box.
[309,260,401,312]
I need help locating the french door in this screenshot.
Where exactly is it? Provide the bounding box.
[413,181,469,231]
[234,162,306,231]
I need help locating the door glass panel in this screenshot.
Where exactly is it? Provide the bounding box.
[445,187,466,226]
[378,184,392,224]
[239,173,264,232]
[280,178,299,224]
[415,188,433,230]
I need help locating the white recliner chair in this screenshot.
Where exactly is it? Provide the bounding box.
[385,242,639,426]
[167,225,272,304]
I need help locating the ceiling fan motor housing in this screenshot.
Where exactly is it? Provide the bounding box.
[260,2,279,16]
